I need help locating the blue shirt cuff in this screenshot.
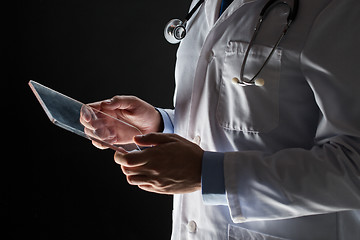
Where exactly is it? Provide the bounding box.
[201,151,227,205]
[155,108,174,133]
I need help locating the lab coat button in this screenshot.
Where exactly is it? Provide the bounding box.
[193,135,201,145]
[187,220,197,233]
[208,51,215,62]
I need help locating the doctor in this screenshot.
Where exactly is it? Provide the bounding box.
[83,0,360,239]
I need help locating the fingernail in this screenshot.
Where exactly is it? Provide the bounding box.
[103,99,112,104]
[82,107,91,122]
[134,135,144,140]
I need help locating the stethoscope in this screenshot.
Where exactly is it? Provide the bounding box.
[164,0,299,87]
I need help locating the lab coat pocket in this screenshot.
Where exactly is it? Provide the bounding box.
[228,225,289,240]
[217,41,281,133]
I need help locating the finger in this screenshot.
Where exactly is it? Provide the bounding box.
[126,175,153,186]
[138,185,163,194]
[80,117,108,131]
[91,140,109,150]
[100,96,138,111]
[81,106,114,130]
[80,105,96,124]
[114,147,128,154]
[86,101,103,110]
[80,115,91,129]
[80,106,109,134]
[133,133,178,147]
[93,127,117,141]
[121,165,153,176]
[114,151,148,167]
[84,126,117,142]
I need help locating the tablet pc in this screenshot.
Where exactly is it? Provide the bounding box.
[29,80,142,153]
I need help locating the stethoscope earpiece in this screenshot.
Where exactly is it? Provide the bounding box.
[164,19,187,44]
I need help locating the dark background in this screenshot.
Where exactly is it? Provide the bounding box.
[3,0,188,239]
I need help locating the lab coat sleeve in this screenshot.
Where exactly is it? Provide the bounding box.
[224,0,360,223]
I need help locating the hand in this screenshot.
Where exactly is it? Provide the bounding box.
[114,133,204,194]
[80,96,163,149]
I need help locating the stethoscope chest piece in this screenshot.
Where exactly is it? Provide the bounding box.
[164,0,205,44]
[164,19,187,44]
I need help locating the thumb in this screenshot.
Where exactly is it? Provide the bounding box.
[133,133,177,146]
[100,96,137,111]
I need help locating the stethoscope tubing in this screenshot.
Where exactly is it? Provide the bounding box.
[165,0,299,86]
[240,0,297,85]
[185,0,205,21]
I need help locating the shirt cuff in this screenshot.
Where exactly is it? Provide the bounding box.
[201,151,227,205]
[155,108,174,133]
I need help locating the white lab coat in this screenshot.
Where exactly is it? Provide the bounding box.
[164,0,360,239]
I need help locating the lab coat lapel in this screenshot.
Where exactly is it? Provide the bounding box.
[204,0,222,27]
[188,0,261,137]
[204,0,260,27]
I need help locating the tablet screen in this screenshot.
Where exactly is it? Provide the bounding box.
[29,80,142,153]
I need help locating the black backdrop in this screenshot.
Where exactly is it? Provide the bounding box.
[4,0,188,239]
